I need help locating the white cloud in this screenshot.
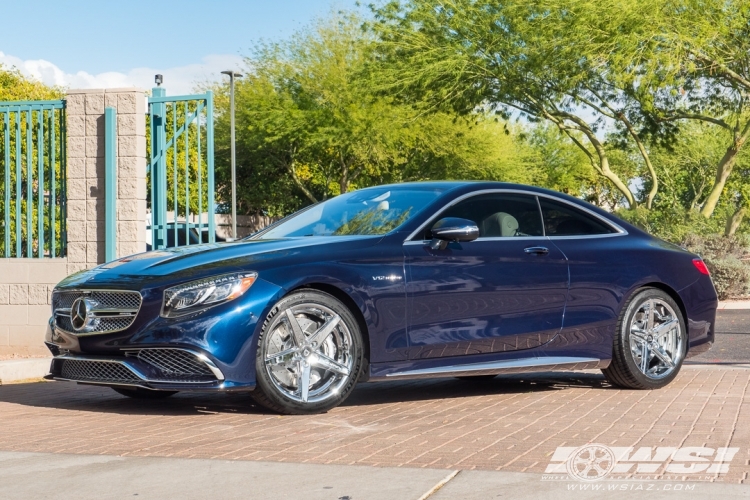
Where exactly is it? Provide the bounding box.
[0,51,244,95]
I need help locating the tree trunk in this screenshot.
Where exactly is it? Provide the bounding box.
[600,158,637,209]
[338,152,350,195]
[555,111,637,209]
[617,112,658,209]
[725,205,747,236]
[286,161,318,204]
[701,145,739,218]
[339,175,349,195]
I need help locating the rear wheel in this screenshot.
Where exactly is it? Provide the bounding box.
[602,288,686,389]
[112,387,178,399]
[251,290,364,415]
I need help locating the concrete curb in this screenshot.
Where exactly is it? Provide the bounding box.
[718,300,750,310]
[0,358,51,384]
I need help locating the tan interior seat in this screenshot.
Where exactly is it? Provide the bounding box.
[480,212,519,237]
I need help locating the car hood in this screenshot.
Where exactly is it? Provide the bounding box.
[57,236,383,290]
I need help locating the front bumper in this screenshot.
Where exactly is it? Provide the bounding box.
[44,278,286,391]
[45,346,232,391]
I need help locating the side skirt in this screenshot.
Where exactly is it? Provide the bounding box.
[371,356,607,381]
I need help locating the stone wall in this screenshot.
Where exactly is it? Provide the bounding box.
[65,88,147,274]
[0,259,68,356]
[2,88,148,356]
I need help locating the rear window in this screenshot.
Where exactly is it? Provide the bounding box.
[539,198,616,236]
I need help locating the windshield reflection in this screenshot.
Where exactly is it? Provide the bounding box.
[257,187,443,239]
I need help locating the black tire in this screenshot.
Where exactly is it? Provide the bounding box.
[251,290,365,415]
[456,375,497,381]
[112,387,178,399]
[602,288,687,390]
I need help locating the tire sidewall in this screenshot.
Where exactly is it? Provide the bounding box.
[254,290,364,414]
[618,289,687,389]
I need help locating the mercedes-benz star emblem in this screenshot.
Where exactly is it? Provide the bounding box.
[70,297,93,331]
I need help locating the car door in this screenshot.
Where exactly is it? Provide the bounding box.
[538,196,629,351]
[404,192,569,360]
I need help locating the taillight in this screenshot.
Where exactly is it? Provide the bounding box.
[692,259,710,276]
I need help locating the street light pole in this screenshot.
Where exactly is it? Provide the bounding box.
[221,70,242,240]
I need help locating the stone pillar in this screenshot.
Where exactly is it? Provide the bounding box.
[65,88,147,274]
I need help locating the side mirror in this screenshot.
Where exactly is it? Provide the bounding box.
[429,217,479,250]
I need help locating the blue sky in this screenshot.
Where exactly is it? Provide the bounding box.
[0,0,361,93]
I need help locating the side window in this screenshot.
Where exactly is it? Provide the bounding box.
[539,198,616,236]
[426,193,544,239]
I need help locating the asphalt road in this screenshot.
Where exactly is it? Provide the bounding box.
[689,309,750,364]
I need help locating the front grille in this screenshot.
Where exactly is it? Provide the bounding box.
[60,359,141,384]
[52,290,142,335]
[56,315,137,334]
[137,349,215,378]
[53,290,141,311]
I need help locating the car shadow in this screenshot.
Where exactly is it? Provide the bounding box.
[0,372,612,417]
[343,371,612,407]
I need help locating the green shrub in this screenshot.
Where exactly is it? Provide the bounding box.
[703,257,750,300]
[616,208,723,243]
[681,234,750,300]
[617,210,750,299]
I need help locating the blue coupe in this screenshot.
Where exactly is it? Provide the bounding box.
[45,182,717,414]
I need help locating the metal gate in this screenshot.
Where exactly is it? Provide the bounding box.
[0,99,66,258]
[147,87,215,250]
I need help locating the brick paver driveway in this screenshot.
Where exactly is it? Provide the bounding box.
[0,365,749,483]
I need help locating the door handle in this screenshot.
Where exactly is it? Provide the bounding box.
[524,246,549,255]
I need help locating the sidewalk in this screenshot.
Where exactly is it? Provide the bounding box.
[0,451,747,500]
[0,358,50,384]
[718,300,750,310]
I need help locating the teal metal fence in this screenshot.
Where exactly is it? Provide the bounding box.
[104,106,117,262]
[0,99,66,258]
[147,88,215,249]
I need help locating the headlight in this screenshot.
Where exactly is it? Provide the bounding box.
[161,272,258,318]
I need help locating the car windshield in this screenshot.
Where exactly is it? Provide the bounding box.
[257,187,444,239]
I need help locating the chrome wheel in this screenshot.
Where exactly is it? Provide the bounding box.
[628,298,683,380]
[263,303,354,403]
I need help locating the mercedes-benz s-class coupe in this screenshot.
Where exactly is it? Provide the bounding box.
[45,182,717,414]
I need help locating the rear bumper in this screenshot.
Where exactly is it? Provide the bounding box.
[678,275,718,358]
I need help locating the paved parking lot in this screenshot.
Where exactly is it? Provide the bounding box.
[1,309,748,496]
[1,365,749,484]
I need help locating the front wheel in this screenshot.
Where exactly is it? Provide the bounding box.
[602,288,687,389]
[251,290,364,415]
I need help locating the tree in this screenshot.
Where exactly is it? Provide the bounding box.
[580,0,750,219]
[370,0,667,209]
[0,65,62,101]
[213,13,532,215]
[724,166,750,236]
[0,66,63,257]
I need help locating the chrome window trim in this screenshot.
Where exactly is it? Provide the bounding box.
[51,289,143,337]
[403,188,627,244]
[403,236,548,246]
[546,232,628,240]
